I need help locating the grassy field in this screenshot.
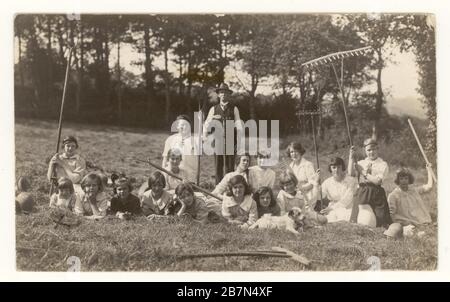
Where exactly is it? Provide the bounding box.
[15,118,438,271]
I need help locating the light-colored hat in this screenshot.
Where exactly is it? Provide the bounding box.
[383,223,403,238]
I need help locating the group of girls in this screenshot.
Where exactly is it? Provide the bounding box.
[43,131,434,231]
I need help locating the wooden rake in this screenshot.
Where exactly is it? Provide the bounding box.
[301,46,374,147]
[301,46,374,182]
[177,246,310,266]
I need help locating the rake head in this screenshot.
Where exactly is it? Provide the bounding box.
[301,46,373,70]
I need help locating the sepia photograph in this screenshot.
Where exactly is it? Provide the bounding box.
[11,10,439,273]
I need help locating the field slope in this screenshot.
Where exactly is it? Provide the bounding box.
[15,119,437,271]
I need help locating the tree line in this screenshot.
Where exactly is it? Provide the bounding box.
[14,14,436,153]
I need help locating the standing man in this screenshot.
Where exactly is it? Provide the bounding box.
[203,83,243,184]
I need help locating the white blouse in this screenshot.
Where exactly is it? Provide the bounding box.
[357,157,389,183]
[321,175,358,209]
[289,158,316,186]
[289,158,316,200]
[248,166,276,191]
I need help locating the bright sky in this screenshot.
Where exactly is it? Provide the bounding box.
[12,15,425,119]
[109,41,425,118]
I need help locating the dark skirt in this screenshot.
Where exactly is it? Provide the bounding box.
[350,183,392,228]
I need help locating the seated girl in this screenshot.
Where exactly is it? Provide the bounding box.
[277,170,326,225]
[109,177,142,219]
[387,164,433,226]
[276,170,307,214]
[162,114,198,183]
[286,141,317,201]
[74,172,109,218]
[212,153,252,199]
[248,150,276,191]
[164,147,190,192]
[169,182,210,224]
[141,171,173,217]
[320,157,358,223]
[49,177,77,211]
[252,186,281,218]
[221,175,258,228]
[47,136,86,197]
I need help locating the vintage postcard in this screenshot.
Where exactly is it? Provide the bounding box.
[2,0,450,282]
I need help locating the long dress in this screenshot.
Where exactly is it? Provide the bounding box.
[350,157,392,228]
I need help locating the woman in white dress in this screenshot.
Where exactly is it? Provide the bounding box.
[320,157,358,223]
[286,142,317,202]
[162,115,198,183]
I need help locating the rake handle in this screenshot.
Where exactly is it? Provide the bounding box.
[407,119,437,182]
[49,47,74,198]
[136,158,223,202]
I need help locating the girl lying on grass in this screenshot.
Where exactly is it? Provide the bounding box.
[109,177,142,220]
[49,177,77,211]
[387,164,433,226]
[221,175,258,228]
[253,186,280,218]
[74,172,109,219]
[140,171,172,217]
[166,182,211,224]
